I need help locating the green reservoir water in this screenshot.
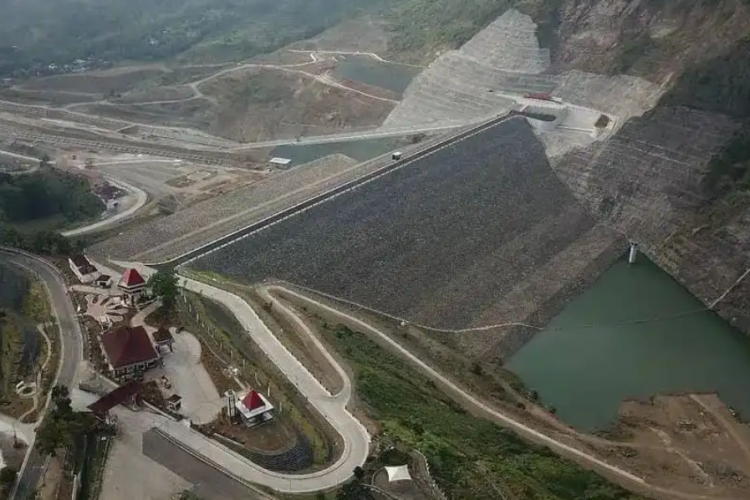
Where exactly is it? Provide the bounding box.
[332,56,421,95]
[506,255,750,432]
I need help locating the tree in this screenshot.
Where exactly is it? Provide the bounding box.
[178,489,203,500]
[0,466,17,486]
[33,418,65,456]
[51,385,71,413]
[147,269,179,310]
[353,466,365,480]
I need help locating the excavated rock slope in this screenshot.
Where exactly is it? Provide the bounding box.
[549,0,750,84]
[554,106,750,330]
[383,9,663,153]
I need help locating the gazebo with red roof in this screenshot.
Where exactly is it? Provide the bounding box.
[235,389,273,426]
[118,268,147,305]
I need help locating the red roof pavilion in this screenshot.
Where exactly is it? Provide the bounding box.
[242,390,265,411]
[119,268,146,289]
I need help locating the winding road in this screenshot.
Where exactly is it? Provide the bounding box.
[115,262,370,493]
[61,174,148,237]
[0,248,84,500]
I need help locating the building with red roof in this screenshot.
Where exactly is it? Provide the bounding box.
[99,325,161,379]
[87,380,143,416]
[118,268,147,305]
[234,389,273,426]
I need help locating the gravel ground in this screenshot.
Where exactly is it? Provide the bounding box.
[191,118,602,330]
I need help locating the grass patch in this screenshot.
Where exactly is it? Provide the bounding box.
[22,321,61,423]
[0,313,32,418]
[319,324,647,500]
[22,279,51,324]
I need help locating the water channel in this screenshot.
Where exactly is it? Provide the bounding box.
[506,254,750,432]
[270,136,411,165]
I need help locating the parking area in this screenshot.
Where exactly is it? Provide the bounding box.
[71,389,192,500]
[146,330,223,424]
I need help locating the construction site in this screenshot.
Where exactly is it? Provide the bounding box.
[3,5,750,500]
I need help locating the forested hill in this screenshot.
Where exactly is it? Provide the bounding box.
[0,169,103,224]
[0,168,101,255]
[0,0,396,76]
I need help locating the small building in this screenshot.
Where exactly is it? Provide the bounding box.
[118,269,147,305]
[152,328,175,354]
[392,152,402,161]
[269,157,292,167]
[235,389,274,427]
[100,325,161,379]
[95,274,112,288]
[69,255,100,283]
[166,394,182,412]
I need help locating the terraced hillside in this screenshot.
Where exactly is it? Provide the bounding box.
[383,10,547,128]
[383,8,664,140]
[191,118,624,353]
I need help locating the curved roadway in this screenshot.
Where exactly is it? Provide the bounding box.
[61,175,148,237]
[119,263,370,493]
[0,248,84,500]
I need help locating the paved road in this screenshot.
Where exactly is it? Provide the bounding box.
[1,249,84,500]
[118,263,370,493]
[61,174,148,237]
[142,430,267,500]
[229,118,478,150]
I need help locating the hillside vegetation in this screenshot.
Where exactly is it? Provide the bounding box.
[0,168,98,254]
[385,0,519,58]
[324,324,644,500]
[0,0,395,76]
[0,169,103,225]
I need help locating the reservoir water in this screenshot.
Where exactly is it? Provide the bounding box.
[332,56,421,95]
[506,255,750,432]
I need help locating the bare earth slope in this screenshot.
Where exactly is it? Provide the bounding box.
[191,118,622,338]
